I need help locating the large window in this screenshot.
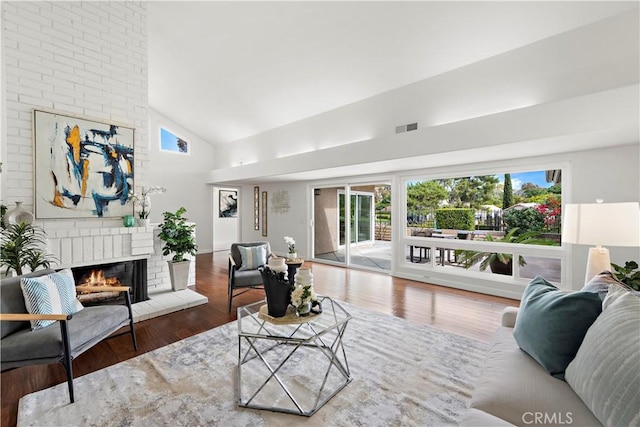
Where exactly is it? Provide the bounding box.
[404,169,563,280]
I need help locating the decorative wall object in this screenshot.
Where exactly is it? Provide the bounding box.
[34,110,135,219]
[254,186,260,230]
[160,127,190,154]
[219,190,238,218]
[262,191,268,237]
[270,190,290,215]
[3,201,34,225]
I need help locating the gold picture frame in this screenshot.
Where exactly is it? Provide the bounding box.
[254,186,260,230]
[261,191,268,237]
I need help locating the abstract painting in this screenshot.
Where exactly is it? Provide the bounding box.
[219,190,238,218]
[160,127,189,154]
[34,110,135,219]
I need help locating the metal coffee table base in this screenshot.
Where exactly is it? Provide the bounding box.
[237,300,352,416]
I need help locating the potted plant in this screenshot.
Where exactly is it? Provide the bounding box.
[456,228,558,276]
[283,236,297,260]
[1,222,58,276]
[611,261,640,291]
[158,207,197,290]
[128,186,166,226]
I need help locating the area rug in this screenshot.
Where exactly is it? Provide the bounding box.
[17,301,488,426]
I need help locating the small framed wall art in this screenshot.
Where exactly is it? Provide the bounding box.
[261,191,268,237]
[254,186,260,230]
[219,190,238,218]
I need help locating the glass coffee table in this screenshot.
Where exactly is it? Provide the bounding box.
[237,296,352,416]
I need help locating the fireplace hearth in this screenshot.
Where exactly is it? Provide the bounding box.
[72,259,148,304]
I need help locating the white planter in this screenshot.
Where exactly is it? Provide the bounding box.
[137,218,150,227]
[287,252,297,260]
[168,260,190,291]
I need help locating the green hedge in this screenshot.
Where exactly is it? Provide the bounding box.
[435,208,475,230]
[503,208,544,235]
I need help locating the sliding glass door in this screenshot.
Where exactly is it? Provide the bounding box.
[313,182,391,272]
[339,191,373,246]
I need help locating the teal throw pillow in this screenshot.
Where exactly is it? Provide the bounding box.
[238,245,267,271]
[20,269,84,330]
[513,276,602,379]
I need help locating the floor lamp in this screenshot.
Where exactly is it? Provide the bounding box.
[562,201,640,283]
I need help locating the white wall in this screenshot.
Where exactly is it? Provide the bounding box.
[567,145,640,285]
[239,182,308,257]
[1,2,201,286]
[212,9,639,172]
[2,1,149,213]
[237,144,639,299]
[212,186,238,252]
[147,109,215,253]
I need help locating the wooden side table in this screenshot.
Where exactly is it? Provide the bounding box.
[285,259,303,284]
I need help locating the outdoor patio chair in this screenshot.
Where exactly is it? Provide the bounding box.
[410,230,432,263]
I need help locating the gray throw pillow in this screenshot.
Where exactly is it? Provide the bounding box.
[513,276,602,379]
[566,284,640,426]
[581,270,623,301]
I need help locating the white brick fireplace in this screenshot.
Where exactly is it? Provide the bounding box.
[2,2,208,320]
[44,221,196,294]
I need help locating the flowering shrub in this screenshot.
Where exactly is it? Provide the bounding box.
[536,197,561,232]
[283,236,296,254]
[128,186,167,219]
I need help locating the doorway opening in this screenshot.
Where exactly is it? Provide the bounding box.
[313,182,392,272]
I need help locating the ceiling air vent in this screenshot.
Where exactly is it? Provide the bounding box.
[395,123,418,134]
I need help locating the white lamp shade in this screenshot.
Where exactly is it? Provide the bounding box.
[562,202,640,247]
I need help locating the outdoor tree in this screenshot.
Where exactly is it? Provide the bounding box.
[503,173,514,209]
[375,185,391,211]
[437,176,499,208]
[406,181,448,210]
[547,183,562,194]
[519,183,546,199]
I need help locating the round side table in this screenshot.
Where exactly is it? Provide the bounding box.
[285,259,304,284]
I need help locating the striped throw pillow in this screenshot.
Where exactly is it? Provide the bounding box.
[20,269,84,330]
[238,245,267,271]
[565,284,640,427]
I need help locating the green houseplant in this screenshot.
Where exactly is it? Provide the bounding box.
[611,261,640,291]
[456,228,558,276]
[158,207,197,290]
[1,222,57,276]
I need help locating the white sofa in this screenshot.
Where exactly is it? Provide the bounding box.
[459,307,600,426]
[460,281,640,427]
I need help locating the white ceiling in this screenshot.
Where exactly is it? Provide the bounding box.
[148,1,637,148]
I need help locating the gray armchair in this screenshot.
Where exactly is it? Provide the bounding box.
[228,242,273,312]
[0,269,137,403]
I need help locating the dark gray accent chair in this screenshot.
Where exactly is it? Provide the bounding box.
[0,269,138,403]
[228,242,273,312]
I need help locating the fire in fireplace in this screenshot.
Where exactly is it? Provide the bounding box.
[71,259,148,305]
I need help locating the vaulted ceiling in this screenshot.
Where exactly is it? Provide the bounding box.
[148,1,638,149]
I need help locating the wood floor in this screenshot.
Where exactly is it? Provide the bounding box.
[1,252,518,427]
